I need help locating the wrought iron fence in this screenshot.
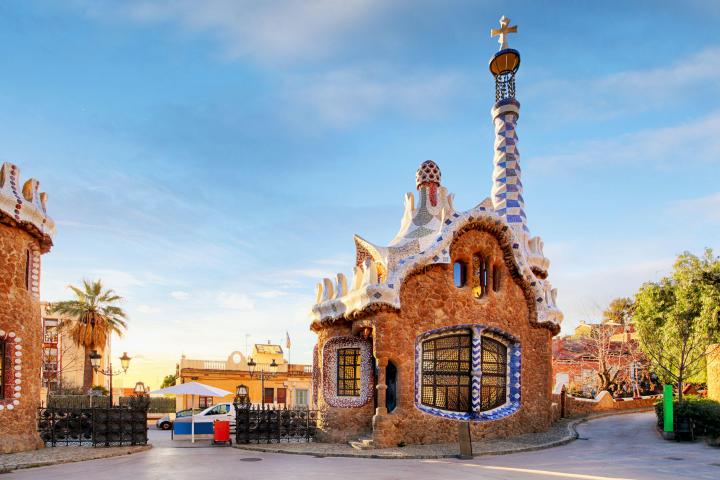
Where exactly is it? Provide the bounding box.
[38,397,149,447]
[234,404,318,444]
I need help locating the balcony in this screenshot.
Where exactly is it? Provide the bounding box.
[179,357,312,375]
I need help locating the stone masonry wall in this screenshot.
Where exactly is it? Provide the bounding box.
[369,229,553,446]
[0,222,44,453]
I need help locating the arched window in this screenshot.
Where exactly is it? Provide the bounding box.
[492,265,501,292]
[480,337,508,411]
[453,261,466,287]
[420,332,472,412]
[472,254,489,298]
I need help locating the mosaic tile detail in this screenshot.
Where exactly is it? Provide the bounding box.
[322,336,373,408]
[414,324,520,422]
[491,104,530,235]
[0,330,23,412]
[0,162,56,244]
[312,344,319,407]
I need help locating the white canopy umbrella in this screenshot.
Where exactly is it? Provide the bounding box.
[150,382,233,443]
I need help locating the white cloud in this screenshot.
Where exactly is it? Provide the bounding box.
[526,46,720,121]
[72,0,394,63]
[254,290,288,299]
[217,292,255,310]
[284,67,468,127]
[529,110,720,173]
[169,290,190,300]
[136,304,164,314]
[668,192,720,224]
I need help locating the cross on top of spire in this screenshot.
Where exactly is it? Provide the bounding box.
[490,15,517,51]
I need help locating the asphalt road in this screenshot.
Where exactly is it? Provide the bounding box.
[7,412,720,480]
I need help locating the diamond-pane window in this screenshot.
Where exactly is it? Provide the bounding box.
[480,337,508,411]
[337,348,361,396]
[420,332,472,412]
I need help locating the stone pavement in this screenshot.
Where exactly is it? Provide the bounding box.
[4,412,720,479]
[0,444,151,473]
[235,416,578,459]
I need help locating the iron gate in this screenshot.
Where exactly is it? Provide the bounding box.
[38,397,149,447]
[234,404,318,444]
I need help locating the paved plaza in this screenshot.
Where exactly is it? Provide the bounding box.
[5,412,719,479]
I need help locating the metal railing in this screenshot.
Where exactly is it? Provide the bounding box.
[234,404,318,444]
[38,398,149,447]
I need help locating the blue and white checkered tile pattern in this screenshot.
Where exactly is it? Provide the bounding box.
[491,108,529,234]
[414,324,521,422]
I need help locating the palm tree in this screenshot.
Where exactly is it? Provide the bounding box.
[49,280,128,392]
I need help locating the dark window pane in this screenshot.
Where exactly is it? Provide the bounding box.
[336,348,361,396]
[480,337,508,411]
[420,332,472,412]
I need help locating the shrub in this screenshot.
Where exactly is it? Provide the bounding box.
[655,396,720,438]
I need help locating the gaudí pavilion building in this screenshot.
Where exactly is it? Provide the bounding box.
[310,17,563,448]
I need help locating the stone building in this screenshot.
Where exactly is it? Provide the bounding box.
[309,18,563,447]
[176,344,312,410]
[0,162,55,453]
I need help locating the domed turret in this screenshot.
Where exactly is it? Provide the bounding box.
[415,160,441,189]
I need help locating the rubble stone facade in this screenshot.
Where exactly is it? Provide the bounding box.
[310,18,562,448]
[0,163,55,453]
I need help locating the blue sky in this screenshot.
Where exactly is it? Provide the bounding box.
[2,0,719,388]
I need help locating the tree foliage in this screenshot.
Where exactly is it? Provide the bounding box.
[602,297,635,326]
[634,249,720,401]
[49,279,128,391]
[161,374,178,389]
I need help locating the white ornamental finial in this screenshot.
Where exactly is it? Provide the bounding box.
[490,15,517,51]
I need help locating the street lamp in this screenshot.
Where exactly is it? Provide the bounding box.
[134,381,147,396]
[247,358,278,409]
[234,384,249,407]
[89,349,132,404]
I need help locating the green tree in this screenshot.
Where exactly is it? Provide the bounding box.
[633,249,720,402]
[160,374,178,389]
[602,297,635,326]
[49,280,128,392]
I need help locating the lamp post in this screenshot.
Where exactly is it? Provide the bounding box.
[134,381,147,396]
[233,384,249,407]
[247,358,278,409]
[89,350,131,404]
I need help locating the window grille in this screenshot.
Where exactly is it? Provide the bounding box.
[480,337,508,411]
[336,348,361,396]
[420,332,472,412]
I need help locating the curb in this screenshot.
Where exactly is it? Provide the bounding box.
[233,408,654,460]
[0,445,153,473]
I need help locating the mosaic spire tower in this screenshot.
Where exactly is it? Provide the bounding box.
[489,16,528,237]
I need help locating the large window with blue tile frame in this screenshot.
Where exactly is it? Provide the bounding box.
[415,325,521,421]
[420,332,472,412]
